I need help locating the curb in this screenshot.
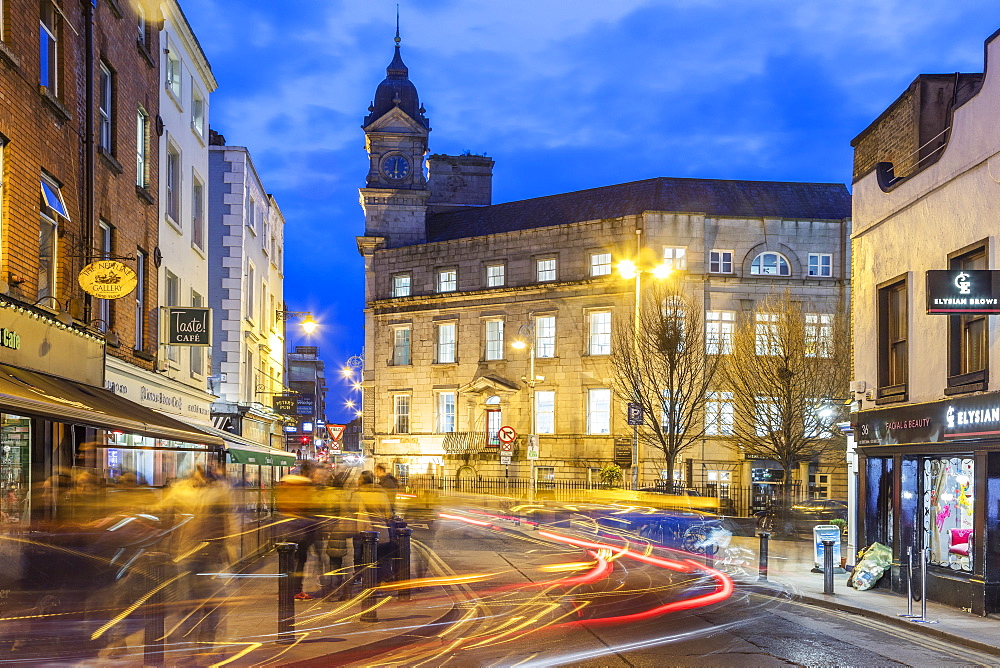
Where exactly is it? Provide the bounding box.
[748,582,1000,658]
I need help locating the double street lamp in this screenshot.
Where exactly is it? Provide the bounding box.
[618,232,673,490]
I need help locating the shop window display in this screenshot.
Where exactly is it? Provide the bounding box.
[0,414,31,524]
[923,457,974,572]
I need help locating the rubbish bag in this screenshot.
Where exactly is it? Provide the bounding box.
[851,542,892,591]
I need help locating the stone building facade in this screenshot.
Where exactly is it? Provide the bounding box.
[357,37,852,499]
[852,28,1000,614]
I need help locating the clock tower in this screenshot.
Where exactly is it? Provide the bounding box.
[359,29,431,249]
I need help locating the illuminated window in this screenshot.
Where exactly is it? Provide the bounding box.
[663,247,687,270]
[393,395,410,434]
[437,322,456,363]
[437,268,457,293]
[751,252,791,276]
[486,263,505,287]
[536,258,557,282]
[391,273,411,297]
[589,311,611,355]
[706,310,735,355]
[590,253,611,276]
[437,392,456,433]
[485,319,504,360]
[392,326,411,365]
[705,391,734,436]
[535,316,555,358]
[98,62,113,152]
[587,388,611,434]
[535,390,555,434]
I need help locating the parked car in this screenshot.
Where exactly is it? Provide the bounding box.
[755,499,848,533]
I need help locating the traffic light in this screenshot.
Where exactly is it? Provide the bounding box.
[300,435,310,445]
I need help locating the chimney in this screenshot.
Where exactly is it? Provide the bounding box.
[427,153,494,214]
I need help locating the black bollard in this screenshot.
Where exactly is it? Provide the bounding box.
[391,521,406,583]
[276,542,297,644]
[397,527,413,602]
[360,531,380,622]
[822,540,835,595]
[757,531,770,581]
[142,552,167,666]
[704,542,716,569]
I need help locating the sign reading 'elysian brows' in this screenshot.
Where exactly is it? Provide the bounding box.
[166,307,212,346]
[926,270,1000,314]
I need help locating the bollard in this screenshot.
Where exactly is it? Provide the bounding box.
[704,542,716,569]
[142,552,167,666]
[911,547,938,624]
[397,527,413,602]
[389,515,406,540]
[757,531,770,581]
[898,546,918,618]
[822,540,835,595]
[276,542,297,644]
[360,531,380,622]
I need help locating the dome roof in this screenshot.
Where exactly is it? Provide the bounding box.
[364,43,429,128]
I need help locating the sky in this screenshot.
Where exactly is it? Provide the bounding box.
[180,0,1000,422]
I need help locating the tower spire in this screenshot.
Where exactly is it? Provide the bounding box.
[395,5,400,46]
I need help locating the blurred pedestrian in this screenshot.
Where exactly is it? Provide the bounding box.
[374,464,399,512]
[319,472,354,600]
[275,461,321,600]
[351,471,393,583]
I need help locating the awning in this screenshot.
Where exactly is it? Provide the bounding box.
[184,421,296,467]
[0,363,224,447]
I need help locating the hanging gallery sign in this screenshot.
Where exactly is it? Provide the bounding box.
[926,270,1000,314]
[78,261,138,299]
[164,307,212,346]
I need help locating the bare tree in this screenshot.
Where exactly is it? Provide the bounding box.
[611,282,721,488]
[725,291,850,507]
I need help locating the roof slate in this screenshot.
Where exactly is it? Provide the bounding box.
[425,177,851,243]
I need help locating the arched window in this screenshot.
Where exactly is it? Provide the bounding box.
[751,252,791,276]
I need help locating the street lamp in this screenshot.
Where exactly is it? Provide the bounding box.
[618,231,673,490]
[512,324,538,502]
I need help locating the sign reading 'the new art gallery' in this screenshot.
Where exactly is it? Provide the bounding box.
[926,270,1000,314]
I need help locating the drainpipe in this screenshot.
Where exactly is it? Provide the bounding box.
[82,0,96,323]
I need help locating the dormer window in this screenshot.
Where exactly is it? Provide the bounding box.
[750,252,790,276]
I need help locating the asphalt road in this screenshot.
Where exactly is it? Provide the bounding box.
[367,504,1000,667]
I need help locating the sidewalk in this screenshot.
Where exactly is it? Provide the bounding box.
[730,535,1000,657]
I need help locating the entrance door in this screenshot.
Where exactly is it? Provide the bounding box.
[486,409,502,447]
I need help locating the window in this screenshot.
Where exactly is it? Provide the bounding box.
[535,315,555,358]
[437,269,457,293]
[244,264,257,324]
[392,326,411,365]
[135,108,149,188]
[437,392,456,433]
[437,322,456,363]
[166,47,181,99]
[805,313,833,358]
[191,175,205,249]
[587,388,611,435]
[536,390,555,434]
[755,313,780,356]
[486,403,502,445]
[98,62,113,152]
[663,247,687,270]
[39,1,59,95]
[808,474,830,500]
[191,86,206,137]
[588,311,612,355]
[754,397,779,437]
[705,310,735,355]
[135,250,146,349]
[536,258,557,282]
[924,457,974,572]
[136,3,147,45]
[705,391,734,436]
[391,273,411,297]
[166,144,181,223]
[878,278,908,392]
[38,176,67,300]
[949,247,988,384]
[96,221,112,330]
[190,291,204,375]
[751,252,791,276]
[0,141,4,236]
[709,250,733,274]
[660,389,683,434]
[485,319,504,360]
[245,193,255,231]
[536,467,555,487]
[165,272,180,363]
[486,263,505,287]
[393,395,410,434]
[590,253,611,277]
[244,351,254,404]
[808,253,833,277]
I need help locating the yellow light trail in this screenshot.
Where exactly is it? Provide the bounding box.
[90,570,189,640]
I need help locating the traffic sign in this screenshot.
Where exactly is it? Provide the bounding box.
[500,439,513,452]
[526,435,539,461]
[627,402,644,425]
[500,454,512,465]
[497,425,517,444]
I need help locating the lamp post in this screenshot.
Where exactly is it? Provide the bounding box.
[512,325,536,502]
[618,236,673,491]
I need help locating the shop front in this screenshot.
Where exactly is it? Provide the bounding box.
[0,299,225,524]
[855,392,1000,615]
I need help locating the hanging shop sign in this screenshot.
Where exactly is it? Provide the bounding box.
[164,307,212,346]
[78,261,138,299]
[926,270,1000,314]
[296,394,315,416]
[273,394,298,415]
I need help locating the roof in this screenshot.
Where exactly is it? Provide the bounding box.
[426,177,851,243]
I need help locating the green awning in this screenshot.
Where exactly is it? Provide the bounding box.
[228,444,295,467]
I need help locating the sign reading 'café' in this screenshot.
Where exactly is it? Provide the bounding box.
[926,269,1000,314]
[165,307,212,346]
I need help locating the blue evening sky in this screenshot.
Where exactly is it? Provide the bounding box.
[181,1,1000,422]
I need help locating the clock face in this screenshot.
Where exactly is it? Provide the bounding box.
[381,154,411,180]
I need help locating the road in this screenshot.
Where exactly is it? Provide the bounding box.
[352,503,1000,667]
